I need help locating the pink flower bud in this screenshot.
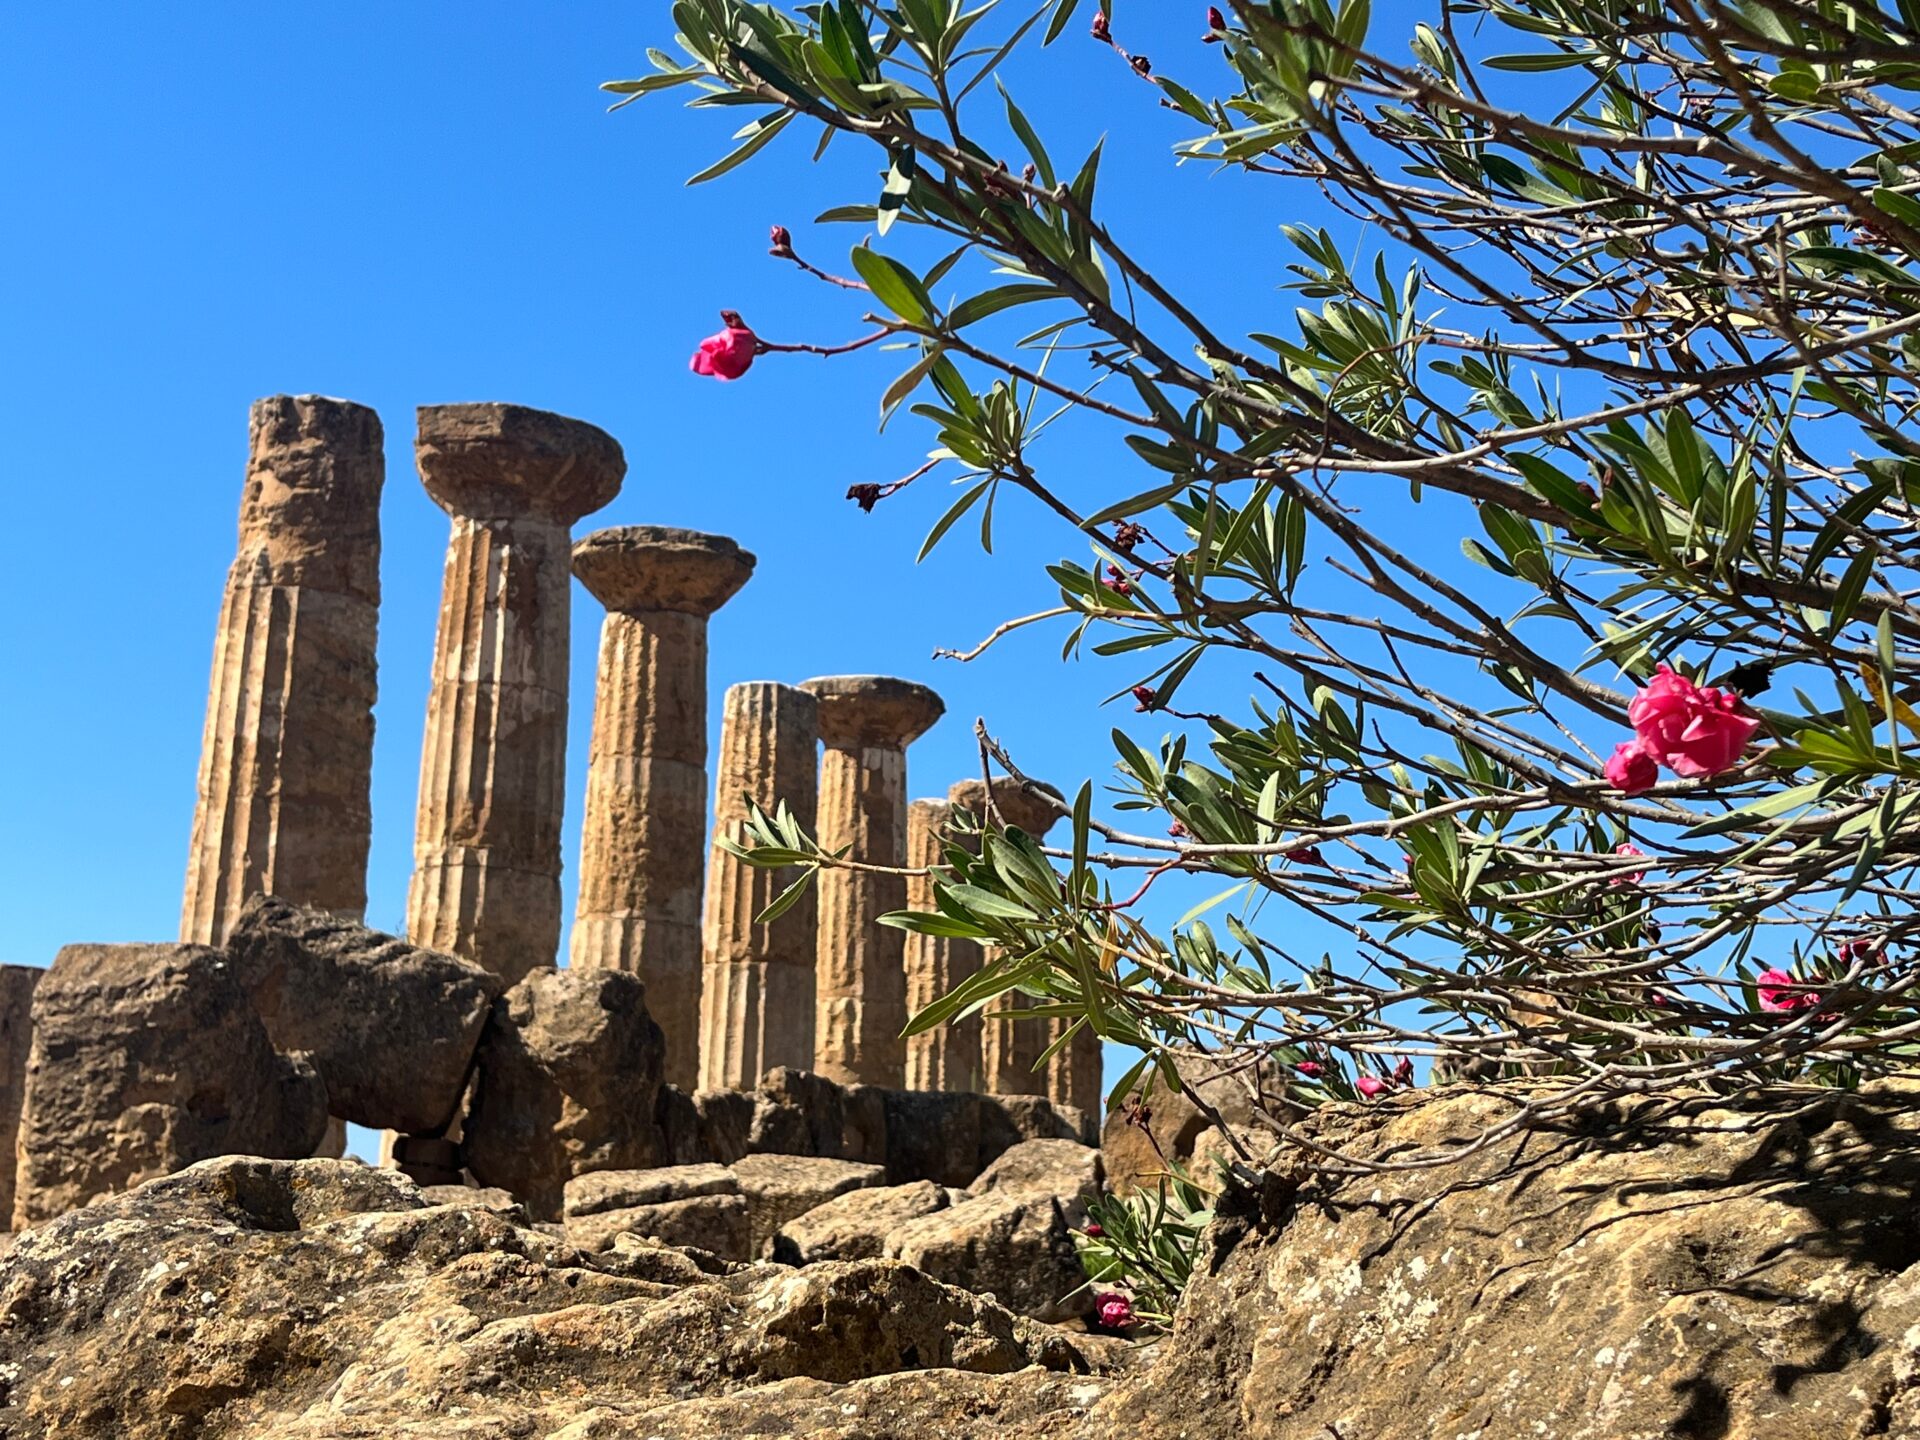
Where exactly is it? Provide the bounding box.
[1090,10,1111,41]
[1083,1222,1105,1238]
[1203,6,1227,39]
[1095,1293,1135,1329]
[1392,1056,1414,1087]
[769,224,793,253]
[1356,1075,1388,1099]
[1294,1060,1324,1077]
[690,312,758,381]
[1285,844,1325,867]
[1105,563,1134,596]
[1132,685,1158,712]
[1604,739,1659,796]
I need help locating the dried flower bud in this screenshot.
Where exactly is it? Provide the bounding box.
[1130,53,1153,76]
[1090,9,1111,41]
[846,482,884,513]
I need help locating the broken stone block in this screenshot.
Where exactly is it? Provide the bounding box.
[771,1179,953,1265]
[693,1088,753,1164]
[461,967,666,1220]
[729,1152,887,1255]
[967,1138,1102,1204]
[747,1066,846,1157]
[566,1192,751,1259]
[980,1092,1090,1161]
[883,1088,982,1186]
[226,894,502,1134]
[12,944,328,1227]
[886,1189,1093,1323]
[563,1163,738,1220]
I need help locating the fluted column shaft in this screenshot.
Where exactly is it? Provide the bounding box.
[407,514,573,980]
[816,744,911,1084]
[182,395,383,946]
[1045,1018,1104,1119]
[803,677,945,1088]
[572,526,754,1091]
[698,682,819,1090]
[903,798,983,1092]
[404,403,624,983]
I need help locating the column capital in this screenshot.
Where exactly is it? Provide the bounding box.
[415,403,625,523]
[800,675,944,749]
[948,776,1065,838]
[572,526,756,617]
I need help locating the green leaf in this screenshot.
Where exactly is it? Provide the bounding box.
[754,868,816,925]
[918,477,993,561]
[877,146,917,237]
[687,111,794,185]
[948,283,1058,329]
[851,245,936,324]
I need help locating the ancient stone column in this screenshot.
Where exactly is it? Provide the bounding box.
[801,676,945,1088]
[571,527,755,1090]
[0,965,40,1226]
[698,683,821,1090]
[902,797,981,1092]
[956,778,1070,1097]
[181,395,383,946]
[405,403,624,983]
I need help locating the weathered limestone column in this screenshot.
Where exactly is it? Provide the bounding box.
[181,395,383,946]
[957,778,1069,1097]
[406,403,624,983]
[902,796,982,1092]
[571,527,755,1090]
[0,965,40,1226]
[698,683,820,1091]
[802,676,945,1087]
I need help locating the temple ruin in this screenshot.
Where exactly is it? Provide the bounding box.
[5,394,1099,1237]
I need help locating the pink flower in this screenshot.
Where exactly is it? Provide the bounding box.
[1756,967,1820,1014]
[1356,1075,1388,1099]
[1610,843,1647,887]
[1605,739,1660,795]
[1626,664,1760,780]
[1838,937,1884,968]
[1392,1056,1415,1088]
[1094,1292,1134,1329]
[1294,1060,1324,1078]
[1285,844,1325,867]
[690,311,758,380]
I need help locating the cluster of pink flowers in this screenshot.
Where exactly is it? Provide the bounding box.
[690,311,759,381]
[1605,665,1759,794]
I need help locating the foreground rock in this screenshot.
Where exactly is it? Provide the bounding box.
[11,943,327,1227]
[227,895,502,1134]
[1097,1078,1920,1439]
[0,1156,1094,1438]
[461,966,667,1219]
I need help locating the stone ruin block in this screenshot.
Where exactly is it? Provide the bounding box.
[461,966,666,1220]
[0,965,40,1226]
[12,943,327,1228]
[226,894,502,1135]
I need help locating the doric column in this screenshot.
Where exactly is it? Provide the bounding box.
[181,395,383,945]
[405,403,624,983]
[801,676,945,1087]
[698,683,820,1090]
[902,797,981,1092]
[571,527,755,1090]
[955,778,1068,1097]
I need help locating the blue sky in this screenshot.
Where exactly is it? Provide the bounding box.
[2,5,1482,1120]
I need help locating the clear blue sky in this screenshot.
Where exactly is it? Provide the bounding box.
[2,6,1453,1109]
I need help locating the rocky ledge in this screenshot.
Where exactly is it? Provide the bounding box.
[8,1077,1920,1438]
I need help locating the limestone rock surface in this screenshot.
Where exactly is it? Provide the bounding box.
[461,967,666,1219]
[887,1189,1094,1324]
[0,1156,1090,1438]
[563,1162,738,1219]
[729,1152,887,1255]
[968,1138,1102,1203]
[1096,1079,1920,1440]
[566,1192,752,1259]
[227,895,501,1134]
[773,1178,955,1265]
[12,943,327,1227]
